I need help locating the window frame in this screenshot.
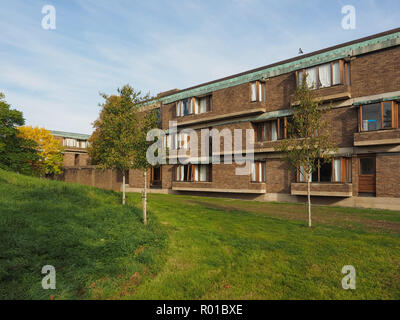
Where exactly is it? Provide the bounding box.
[359,101,399,132]
[296,60,347,90]
[297,157,352,183]
[251,161,266,182]
[250,81,266,102]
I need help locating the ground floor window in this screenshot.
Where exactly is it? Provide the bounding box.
[251,161,266,182]
[174,164,211,182]
[297,157,351,183]
[151,167,161,186]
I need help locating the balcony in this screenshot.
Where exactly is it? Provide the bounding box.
[354,129,400,146]
[291,183,353,197]
[291,84,351,106]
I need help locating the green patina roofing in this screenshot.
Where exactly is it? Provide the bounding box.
[353,95,400,106]
[51,130,91,140]
[159,31,400,105]
[253,109,293,121]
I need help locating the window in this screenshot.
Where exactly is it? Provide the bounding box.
[80,141,86,149]
[250,81,265,102]
[255,117,290,142]
[360,101,398,131]
[175,164,211,182]
[176,96,211,117]
[251,161,266,182]
[360,157,375,175]
[297,60,346,89]
[198,95,212,113]
[297,158,351,183]
[64,138,77,147]
[74,154,79,166]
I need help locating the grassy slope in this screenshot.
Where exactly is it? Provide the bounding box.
[1,169,400,299]
[0,170,166,299]
[127,194,400,300]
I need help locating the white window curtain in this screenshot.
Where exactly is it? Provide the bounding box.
[176,166,180,181]
[200,165,207,182]
[194,165,199,181]
[271,121,277,141]
[332,62,340,85]
[251,82,257,101]
[251,162,256,181]
[319,63,331,88]
[200,97,207,113]
[258,163,262,182]
[334,159,341,182]
[180,165,184,181]
[80,141,86,148]
[299,166,305,182]
[188,98,193,114]
[176,101,181,117]
[306,67,317,89]
[298,70,303,86]
[194,98,199,114]
[258,82,262,101]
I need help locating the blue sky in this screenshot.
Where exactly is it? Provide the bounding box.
[0,0,399,134]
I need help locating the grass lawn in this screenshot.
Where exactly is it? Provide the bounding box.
[1,169,400,299]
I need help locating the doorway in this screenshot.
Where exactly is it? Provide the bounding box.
[358,156,376,195]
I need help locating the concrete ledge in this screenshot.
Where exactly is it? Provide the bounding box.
[291,190,353,197]
[172,186,266,194]
[291,183,353,197]
[354,138,400,146]
[125,187,171,194]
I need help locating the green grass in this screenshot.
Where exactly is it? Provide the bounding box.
[1,169,400,299]
[0,170,166,299]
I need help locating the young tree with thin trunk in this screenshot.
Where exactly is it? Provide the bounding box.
[88,85,152,206]
[275,75,337,227]
[132,107,160,225]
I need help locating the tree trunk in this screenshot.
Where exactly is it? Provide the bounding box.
[122,173,126,205]
[307,178,312,228]
[142,169,147,225]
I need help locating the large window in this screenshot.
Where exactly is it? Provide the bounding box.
[176,96,212,117]
[297,158,351,183]
[360,101,399,131]
[297,60,348,89]
[175,164,211,182]
[250,81,266,102]
[255,116,291,142]
[251,161,266,182]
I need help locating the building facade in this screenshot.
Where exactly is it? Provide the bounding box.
[51,131,91,167]
[128,28,400,210]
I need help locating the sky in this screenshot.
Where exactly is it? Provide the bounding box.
[0,0,399,134]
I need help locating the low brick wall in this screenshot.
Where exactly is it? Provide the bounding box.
[60,166,122,191]
[291,182,353,197]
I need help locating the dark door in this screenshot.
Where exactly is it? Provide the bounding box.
[358,156,376,194]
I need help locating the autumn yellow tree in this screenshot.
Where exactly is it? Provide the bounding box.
[18,126,64,176]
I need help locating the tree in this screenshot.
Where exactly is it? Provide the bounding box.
[0,93,39,175]
[132,106,159,225]
[88,85,156,214]
[275,75,337,227]
[17,126,64,176]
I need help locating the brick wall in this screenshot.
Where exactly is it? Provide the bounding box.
[376,153,400,197]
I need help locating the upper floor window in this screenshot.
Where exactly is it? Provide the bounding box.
[250,81,266,102]
[255,116,292,142]
[80,141,87,148]
[359,101,399,132]
[64,138,77,147]
[297,60,350,89]
[176,95,212,117]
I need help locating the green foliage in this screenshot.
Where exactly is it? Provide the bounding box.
[0,93,39,175]
[88,85,159,172]
[275,75,337,177]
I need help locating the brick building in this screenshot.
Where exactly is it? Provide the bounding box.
[134,29,400,209]
[51,131,91,167]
